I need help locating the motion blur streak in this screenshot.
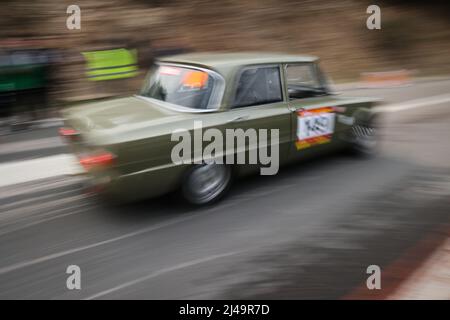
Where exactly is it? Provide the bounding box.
[1,0,450,300]
[374,93,450,112]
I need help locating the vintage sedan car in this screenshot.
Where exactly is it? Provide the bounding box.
[61,52,378,205]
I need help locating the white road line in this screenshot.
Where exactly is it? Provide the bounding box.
[0,185,85,211]
[0,214,198,276]
[373,93,450,113]
[83,251,240,300]
[0,204,96,237]
[0,195,94,231]
[0,193,90,217]
[0,154,84,188]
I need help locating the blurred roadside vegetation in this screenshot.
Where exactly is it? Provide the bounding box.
[0,0,449,111]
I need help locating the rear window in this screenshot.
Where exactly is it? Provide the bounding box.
[140,65,221,109]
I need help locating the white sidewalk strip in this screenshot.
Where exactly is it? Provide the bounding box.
[31,118,64,129]
[374,93,450,113]
[0,154,84,188]
[0,137,64,155]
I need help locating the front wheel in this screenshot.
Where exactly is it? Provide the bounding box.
[181,163,232,205]
[349,123,378,157]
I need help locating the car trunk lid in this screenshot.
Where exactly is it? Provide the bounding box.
[62,96,178,132]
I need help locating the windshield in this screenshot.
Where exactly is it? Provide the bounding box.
[140,64,221,109]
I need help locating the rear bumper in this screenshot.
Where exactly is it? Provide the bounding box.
[83,163,188,204]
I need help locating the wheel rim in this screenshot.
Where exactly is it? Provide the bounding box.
[185,164,230,204]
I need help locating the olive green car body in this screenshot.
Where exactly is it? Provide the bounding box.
[62,52,378,203]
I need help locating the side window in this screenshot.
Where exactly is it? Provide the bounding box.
[286,64,327,100]
[232,66,282,108]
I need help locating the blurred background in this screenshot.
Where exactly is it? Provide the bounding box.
[0,0,449,300]
[0,0,450,124]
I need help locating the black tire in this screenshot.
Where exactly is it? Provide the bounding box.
[181,163,232,205]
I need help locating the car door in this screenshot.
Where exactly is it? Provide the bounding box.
[223,64,291,175]
[284,62,342,161]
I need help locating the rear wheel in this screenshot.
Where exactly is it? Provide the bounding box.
[182,163,232,205]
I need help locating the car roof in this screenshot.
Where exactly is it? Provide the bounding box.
[158,52,318,74]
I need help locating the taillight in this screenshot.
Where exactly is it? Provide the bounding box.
[59,127,80,142]
[79,152,116,171]
[59,127,79,136]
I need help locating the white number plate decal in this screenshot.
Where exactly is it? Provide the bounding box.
[296,107,335,150]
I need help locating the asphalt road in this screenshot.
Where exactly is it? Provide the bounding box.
[0,80,449,299]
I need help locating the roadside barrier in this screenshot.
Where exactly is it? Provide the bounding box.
[360,70,414,88]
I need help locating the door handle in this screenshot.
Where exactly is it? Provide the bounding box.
[227,115,249,123]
